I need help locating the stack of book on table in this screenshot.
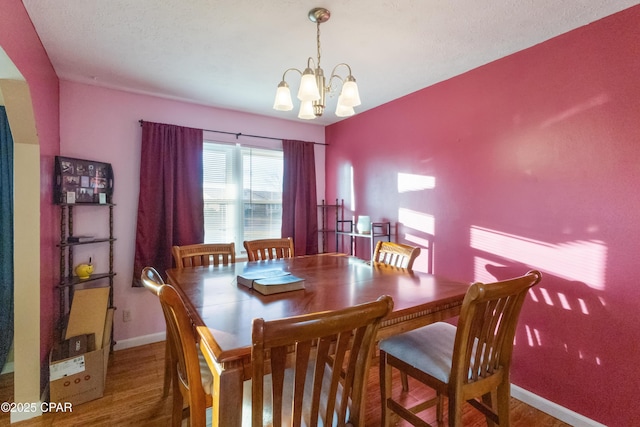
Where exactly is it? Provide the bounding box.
[237,268,305,295]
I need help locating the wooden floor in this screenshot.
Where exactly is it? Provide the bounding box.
[0,341,569,426]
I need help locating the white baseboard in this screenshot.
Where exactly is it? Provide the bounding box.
[511,384,606,427]
[113,331,166,351]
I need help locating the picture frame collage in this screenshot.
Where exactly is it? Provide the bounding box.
[54,156,114,204]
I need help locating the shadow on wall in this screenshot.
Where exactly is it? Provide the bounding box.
[480,259,611,415]
[396,221,434,274]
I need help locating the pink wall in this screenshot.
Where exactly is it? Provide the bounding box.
[59,81,325,345]
[0,0,60,375]
[326,6,640,426]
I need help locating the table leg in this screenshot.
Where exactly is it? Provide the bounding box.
[209,361,244,427]
[197,326,246,427]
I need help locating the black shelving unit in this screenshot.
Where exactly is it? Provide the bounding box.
[318,198,391,260]
[336,219,391,260]
[317,199,343,253]
[57,203,116,340]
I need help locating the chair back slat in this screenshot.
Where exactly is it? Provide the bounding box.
[172,243,236,268]
[292,341,312,424]
[244,237,295,261]
[251,295,393,426]
[373,241,421,269]
[309,336,332,425]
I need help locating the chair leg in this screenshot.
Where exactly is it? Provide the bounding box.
[401,371,410,392]
[436,391,444,423]
[171,382,184,427]
[496,383,511,427]
[448,394,463,427]
[379,351,393,427]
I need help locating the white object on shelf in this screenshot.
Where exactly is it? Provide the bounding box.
[356,215,371,234]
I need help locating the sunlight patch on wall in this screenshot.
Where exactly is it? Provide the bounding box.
[538,288,554,306]
[338,163,355,212]
[557,292,571,310]
[539,93,609,129]
[577,349,603,366]
[349,165,355,211]
[528,286,601,318]
[403,233,431,249]
[397,173,435,193]
[577,298,589,315]
[470,226,607,290]
[563,344,602,366]
[398,208,435,235]
[524,325,543,347]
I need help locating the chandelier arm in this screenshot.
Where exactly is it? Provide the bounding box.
[325,63,353,92]
[306,57,317,70]
[325,74,343,93]
[281,67,303,82]
[333,63,353,75]
[329,63,353,79]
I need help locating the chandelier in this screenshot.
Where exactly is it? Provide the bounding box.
[273,7,361,120]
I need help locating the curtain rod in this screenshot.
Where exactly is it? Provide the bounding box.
[138,120,327,146]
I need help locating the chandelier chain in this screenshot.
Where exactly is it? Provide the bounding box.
[316,21,322,70]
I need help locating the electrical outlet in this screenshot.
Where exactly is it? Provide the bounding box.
[123,309,131,322]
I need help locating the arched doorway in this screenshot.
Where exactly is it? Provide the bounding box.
[0,47,42,423]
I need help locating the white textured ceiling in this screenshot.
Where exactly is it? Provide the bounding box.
[21,0,640,126]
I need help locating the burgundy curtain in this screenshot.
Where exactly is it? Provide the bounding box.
[281,139,318,256]
[132,121,204,286]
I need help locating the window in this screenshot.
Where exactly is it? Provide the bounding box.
[203,142,283,253]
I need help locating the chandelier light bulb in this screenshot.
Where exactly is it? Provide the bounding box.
[273,81,293,111]
[335,95,355,117]
[297,68,321,101]
[339,77,361,107]
[298,100,316,120]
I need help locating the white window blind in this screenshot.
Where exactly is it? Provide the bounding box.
[203,142,283,253]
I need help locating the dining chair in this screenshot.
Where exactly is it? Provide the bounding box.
[141,267,213,427]
[372,240,421,392]
[373,241,421,270]
[140,267,173,398]
[379,270,542,427]
[243,237,295,261]
[172,242,236,268]
[246,295,394,426]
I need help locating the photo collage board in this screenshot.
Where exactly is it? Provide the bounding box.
[54,156,114,204]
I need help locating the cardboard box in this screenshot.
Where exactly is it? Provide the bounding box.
[50,306,113,406]
[51,334,96,360]
[65,287,110,345]
[67,333,95,357]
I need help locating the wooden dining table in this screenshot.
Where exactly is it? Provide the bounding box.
[166,252,470,427]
